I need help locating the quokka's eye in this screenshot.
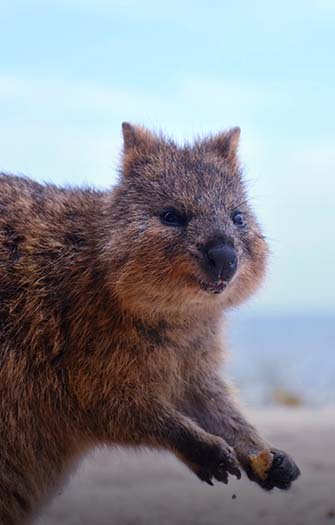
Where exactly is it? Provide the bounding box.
[160,208,187,227]
[232,211,246,227]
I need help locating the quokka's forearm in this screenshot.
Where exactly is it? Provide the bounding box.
[108,400,220,461]
[102,399,241,483]
[182,376,269,464]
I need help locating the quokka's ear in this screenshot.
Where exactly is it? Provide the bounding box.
[122,122,159,153]
[205,127,241,160]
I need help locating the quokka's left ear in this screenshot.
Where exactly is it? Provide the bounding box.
[122,122,160,153]
[204,127,241,160]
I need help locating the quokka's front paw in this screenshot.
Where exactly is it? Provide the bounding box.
[246,448,301,491]
[194,440,241,486]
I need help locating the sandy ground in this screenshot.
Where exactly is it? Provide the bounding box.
[36,408,335,525]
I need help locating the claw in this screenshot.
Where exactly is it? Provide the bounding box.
[219,460,241,480]
[228,463,242,479]
[205,478,214,486]
[214,467,229,484]
[215,474,228,484]
[233,467,242,480]
[197,470,214,486]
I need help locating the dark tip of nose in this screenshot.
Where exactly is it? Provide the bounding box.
[204,243,238,282]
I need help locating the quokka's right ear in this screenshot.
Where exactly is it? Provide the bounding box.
[204,127,241,161]
[122,122,159,153]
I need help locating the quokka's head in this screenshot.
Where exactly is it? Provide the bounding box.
[104,123,268,316]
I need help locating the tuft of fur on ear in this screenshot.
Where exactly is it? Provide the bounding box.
[122,122,159,153]
[205,127,241,160]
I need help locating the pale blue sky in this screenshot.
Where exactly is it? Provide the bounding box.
[1,0,334,315]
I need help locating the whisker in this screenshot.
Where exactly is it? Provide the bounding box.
[231,199,249,213]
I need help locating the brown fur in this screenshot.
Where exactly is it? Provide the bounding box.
[0,124,300,524]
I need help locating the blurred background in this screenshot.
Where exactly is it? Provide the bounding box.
[1,0,334,408]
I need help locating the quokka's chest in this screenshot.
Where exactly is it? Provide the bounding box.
[126,316,217,356]
[112,317,220,389]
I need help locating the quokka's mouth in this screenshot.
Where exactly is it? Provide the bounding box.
[199,279,227,294]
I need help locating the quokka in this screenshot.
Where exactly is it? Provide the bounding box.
[0,123,300,524]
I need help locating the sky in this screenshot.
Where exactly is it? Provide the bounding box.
[0,0,334,316]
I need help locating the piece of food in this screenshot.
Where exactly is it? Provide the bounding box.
[249,450,274,480]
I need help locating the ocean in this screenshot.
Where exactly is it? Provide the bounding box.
[225,314,335,407]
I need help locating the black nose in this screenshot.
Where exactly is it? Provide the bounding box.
[204,243,238,282]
